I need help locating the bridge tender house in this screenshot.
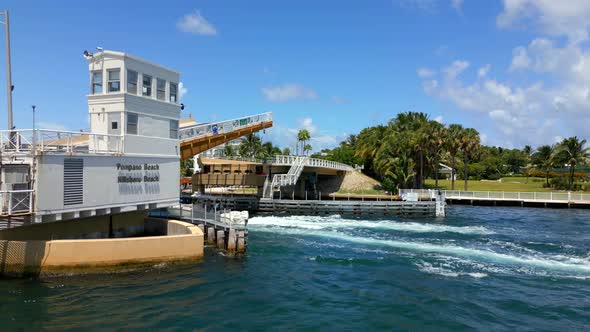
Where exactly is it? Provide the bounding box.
[117,163,160,183]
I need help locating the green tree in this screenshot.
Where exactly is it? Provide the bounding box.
[180,159,194,177]
[239,134,262,158]
[446,124,464,190]
[427,122,447,189]
[297,129,311,156]
[459,127,480,190]
[224,144,236,157]
[304,143,313,156]
[555,137,590,188]
[523,145,533,183]
[532,145,555,186]
[282,147,291,155]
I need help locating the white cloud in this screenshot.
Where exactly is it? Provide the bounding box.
[37,122,68,131]
[509,46,530,71]
[477,64,491,78]
[261,84,318,103]
[434,115,444,123]
[268,117,343,153]
[417,67,436,78]
[178,82,187,100]
[451,0,463,12]
[497,0,590,42]
[177,11,217,36]
[443,60,470,78]
[331,96,347,105]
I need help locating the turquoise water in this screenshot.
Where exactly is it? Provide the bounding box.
[1,206,589,331]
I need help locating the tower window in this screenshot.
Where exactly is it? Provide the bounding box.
[170,83,177,103]
[157,79,166,101]
[170,120,179,139]
[142,75,152,97]
[108,69,120,92]
[92,71,102,94]
[127,113,138,135]
[127,70,138,94]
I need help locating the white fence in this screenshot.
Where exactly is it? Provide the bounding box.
[399,189,590,202]
[0,129,123,154]
[179,112,273,142]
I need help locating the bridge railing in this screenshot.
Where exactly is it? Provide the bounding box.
[0,129,123,154]
[0,190,34,215]
[270,155,354,171]
[399,189,590,202]
[203,154,355,171]
[179,112,273,142]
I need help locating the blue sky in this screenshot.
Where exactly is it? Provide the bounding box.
[1,0,589,151]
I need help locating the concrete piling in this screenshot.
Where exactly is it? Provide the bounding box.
[227,229,237,254]
[207,226,216,245]
[237,231,246,253]
[216,230,225,250]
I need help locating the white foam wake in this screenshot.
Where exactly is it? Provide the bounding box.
[249,215,494,235]
[252,226,590,275]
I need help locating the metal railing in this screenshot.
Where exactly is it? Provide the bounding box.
[202,154,355,171]
[179,112,273,142]
[0,129,123,154]
[168,203,247,230]
[0,190,34,215]
[399,189,590,202]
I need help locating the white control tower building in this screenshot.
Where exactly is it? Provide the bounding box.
[0,50,182,223]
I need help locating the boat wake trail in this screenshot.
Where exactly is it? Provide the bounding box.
[249,215,494,235]
[249,215,590,279]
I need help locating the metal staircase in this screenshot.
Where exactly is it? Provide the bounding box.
[263,156,308,199]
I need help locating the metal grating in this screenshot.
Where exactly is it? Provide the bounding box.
[64,158,84,206]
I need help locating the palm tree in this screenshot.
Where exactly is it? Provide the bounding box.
[239,134,262,158]
[459,128,480,191]
[446,124,464,190]
[304,143,312,156]
[297,129,311,156]
[523,145,533,183]
[533,145,554,186]
[427,122,447,189]
[282,147,291,155]
[555,137,590,188]
[224,144,236,157]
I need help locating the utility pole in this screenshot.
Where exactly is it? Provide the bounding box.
[32,105,36,152]
[1,10,13,132]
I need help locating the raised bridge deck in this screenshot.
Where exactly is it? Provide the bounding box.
[179,112,273,160]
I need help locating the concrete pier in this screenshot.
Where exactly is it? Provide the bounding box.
[207,227,216,245]
[216,230,225,250]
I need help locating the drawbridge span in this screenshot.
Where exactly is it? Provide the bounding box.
[179,112,273,160]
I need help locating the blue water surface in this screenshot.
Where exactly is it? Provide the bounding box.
[1,206,589,331]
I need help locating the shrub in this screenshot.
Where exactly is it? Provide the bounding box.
[487,173,502,181]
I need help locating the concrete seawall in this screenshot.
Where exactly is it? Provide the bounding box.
[0,212,204,277]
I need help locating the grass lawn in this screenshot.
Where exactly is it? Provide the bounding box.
[424,177,589,192]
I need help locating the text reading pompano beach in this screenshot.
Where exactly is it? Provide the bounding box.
[117,163,160,183]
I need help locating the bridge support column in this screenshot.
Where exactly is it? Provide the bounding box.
[207,226,215,245]
[217,230,225,249]
[227,229,236,254]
